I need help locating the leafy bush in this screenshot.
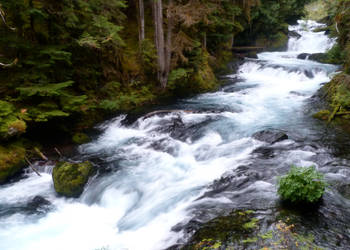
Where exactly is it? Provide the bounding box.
[278,166,326,203]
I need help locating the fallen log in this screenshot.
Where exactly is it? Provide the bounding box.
[34,147,48,161]
[24,156,41,177]
[328,104,341,124]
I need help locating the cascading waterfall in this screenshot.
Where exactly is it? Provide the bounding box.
[1,20,349,250]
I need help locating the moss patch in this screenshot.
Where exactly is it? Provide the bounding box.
[52,161,94,198]
[72,133,91,145]
[0,143,26,184]
[313,110,330,120]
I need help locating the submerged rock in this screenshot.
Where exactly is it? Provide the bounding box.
[26,196,52,214]
[252,129,288,144]
[0,144,26,184]
[52,161,94,198]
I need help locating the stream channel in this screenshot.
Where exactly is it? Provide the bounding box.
[1,20,350,250]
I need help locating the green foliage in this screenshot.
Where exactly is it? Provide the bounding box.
[278,166,326,203]
[0,101,26,139]
[17,81,74,97]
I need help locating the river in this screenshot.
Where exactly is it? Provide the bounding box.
[1,20,349,250]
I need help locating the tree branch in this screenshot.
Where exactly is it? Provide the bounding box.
[0,6,16,31]
[0,58,18,68]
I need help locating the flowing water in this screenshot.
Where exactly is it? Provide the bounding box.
[1,20,350,250]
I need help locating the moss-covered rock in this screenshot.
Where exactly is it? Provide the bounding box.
[52,161,94,198]
[0,144,26,184]
[72,132,91,145]
[308,53,328,63]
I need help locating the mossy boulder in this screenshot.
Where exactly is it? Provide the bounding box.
[308,53,328,63]
[52,161,94,198]
[0,144,26,184]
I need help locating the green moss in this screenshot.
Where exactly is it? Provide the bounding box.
[52,161,94,198]
[0,143,26,184]
[243,218,259,229]
[313,110,330,120]
[72,133,90,144]
[242,237,258,243]
[185,210,258,249]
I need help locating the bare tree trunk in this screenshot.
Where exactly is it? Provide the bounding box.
[229,15,235,48]
[153,0,167,88]
[164,0,173,87]
[138,0,145,43]
[203,32,207,50]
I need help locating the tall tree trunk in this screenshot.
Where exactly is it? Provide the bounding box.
[153,0,167,88]
[164,0,173,86]
[229,15,235,48]
[138,0,145,43]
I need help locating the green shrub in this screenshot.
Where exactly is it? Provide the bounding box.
[278,166,326,203]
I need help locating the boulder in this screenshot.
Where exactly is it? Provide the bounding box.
[0,144,26,184]
[252,129,288,144]
[52,161,94,198]
[297,53,311,60]
[288,30,302,39]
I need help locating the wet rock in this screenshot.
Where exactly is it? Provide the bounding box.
[304,70,314,78]
[252,129,288,144]
[288,30,302,39]
[297,53,311,60]
[338,184,350,200]
[52,161,94,198]
[27,196,52,214]
[252,147,275,158]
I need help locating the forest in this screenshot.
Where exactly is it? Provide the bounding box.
[2,0,350,249]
